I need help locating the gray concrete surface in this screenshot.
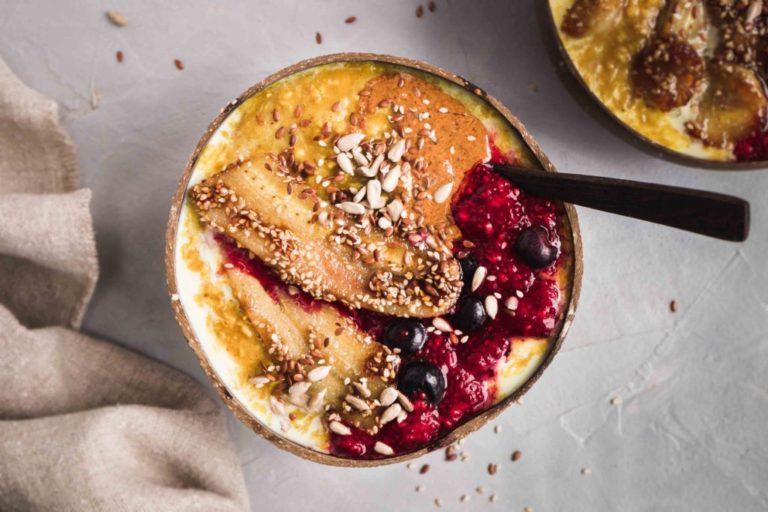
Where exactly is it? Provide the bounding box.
[2,1,767,510]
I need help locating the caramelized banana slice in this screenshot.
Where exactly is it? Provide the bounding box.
[561,0,624,38]
[190,160,461,318]
[688,64,767,147]
[226,267,389,427]
[631,35,704,111]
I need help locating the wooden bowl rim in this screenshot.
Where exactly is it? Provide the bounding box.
[544,1,768,171]
[164,52,584,467]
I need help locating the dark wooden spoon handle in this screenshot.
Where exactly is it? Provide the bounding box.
[493,165,750,242]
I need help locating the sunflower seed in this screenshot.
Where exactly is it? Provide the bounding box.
[504,296,519,311]
[106,10,128,26]
[381,165,401,192]
[329,420,351,435]
[336,132,365,152]
[379,386,399,406]
[369,154,385,175]
[471,266,487,292]
[387,139,406,162]
[337,153,355,174]
[432,317,453,332]
[345,394,370,411]
[374,441,394,455]
[288,382,311,406]
[352,147,369,166]
[380,403,403,425]
[249,376,270,388]
[397,391,414,412]
[434,182,453,204]
[353,187,367,203]
[352,381,372,398]
[307,365,332,382]
[366,180,382,207]
[387,199,404,222]
[337,202,366,215]
[308,388,327,412]
[484,295,498,320]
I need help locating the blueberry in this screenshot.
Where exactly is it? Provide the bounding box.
[514,226,559,268]
[454,295,487,332]
[397,360,446,404]
[381,319,428,354]
[459,254,478,283]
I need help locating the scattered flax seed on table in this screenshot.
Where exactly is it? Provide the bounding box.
[487,463,498,475]
[115,51,124,63]
[670,300,678,312]
[345,16,357,24]
[416,5,425,17]
[511,450,522,462]
[420,463,430,474]
[315,32,322,44]
[428,0,437,12]
[174,59,184,70]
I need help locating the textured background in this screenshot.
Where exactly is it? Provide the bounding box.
[3,1,767,510]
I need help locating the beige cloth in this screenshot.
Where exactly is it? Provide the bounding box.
[0,58,249,511]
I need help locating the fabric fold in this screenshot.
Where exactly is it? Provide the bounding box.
[0,53,248,512]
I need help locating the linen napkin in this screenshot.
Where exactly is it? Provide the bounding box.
[0,56,249,512]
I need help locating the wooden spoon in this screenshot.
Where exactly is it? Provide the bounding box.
[493,165,750,242]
